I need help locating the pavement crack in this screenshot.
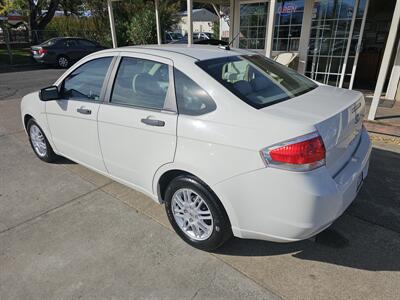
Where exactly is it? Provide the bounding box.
[0,182,113,236]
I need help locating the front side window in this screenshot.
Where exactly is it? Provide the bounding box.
[111,57,169,110]
[174,69,216,115]
[196,55,317,109]
[62,57,112,101]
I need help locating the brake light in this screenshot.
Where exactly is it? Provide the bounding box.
[260,132,326,171]
[38,48,47,55]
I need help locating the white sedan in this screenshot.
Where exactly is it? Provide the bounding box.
[21,45,371,250]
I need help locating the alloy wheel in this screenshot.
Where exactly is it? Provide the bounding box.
[58,57,69,68]
[171,188,214,241]
[29,124,47,157]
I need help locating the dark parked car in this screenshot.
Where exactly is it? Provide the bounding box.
[31,37,105,68]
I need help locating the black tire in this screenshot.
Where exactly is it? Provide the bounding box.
[57,55,70,68]
[165,175,232,251]
[27,119,57,163]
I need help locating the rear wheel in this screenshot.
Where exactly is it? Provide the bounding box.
[165,176,232,251]
[27,119,57,163]
[57,55,70,68]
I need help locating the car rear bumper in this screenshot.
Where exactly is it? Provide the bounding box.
[32,54,52,64]
[213,128,372,242]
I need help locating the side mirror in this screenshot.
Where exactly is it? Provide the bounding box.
[40,86,60,101]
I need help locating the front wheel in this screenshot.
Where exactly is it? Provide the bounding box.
[165,176,232,251]
[27,119,57,163]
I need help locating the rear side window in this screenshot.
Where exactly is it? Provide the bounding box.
[196,55,317,109]
[110,57,170,110]
[174,69,216,115]
[64,39,78,47]
[62,57,112,101]
[79,39,96,47]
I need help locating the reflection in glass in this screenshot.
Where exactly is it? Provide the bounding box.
[239,2,268,50]
[273,0,305,51]
[305,0,366,87]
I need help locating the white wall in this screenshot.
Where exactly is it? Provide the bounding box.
[178,17,214,34]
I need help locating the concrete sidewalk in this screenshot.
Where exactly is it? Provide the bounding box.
[1,69,400,299]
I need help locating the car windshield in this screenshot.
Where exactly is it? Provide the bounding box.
[196,55,318,109]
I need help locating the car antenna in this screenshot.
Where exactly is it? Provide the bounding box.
[219,32,240,51]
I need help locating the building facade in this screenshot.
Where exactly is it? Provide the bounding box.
[178,8,219,35]
[106,0,400,120]
[222,0,399,95]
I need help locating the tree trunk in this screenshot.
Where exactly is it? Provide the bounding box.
[0,23,13,65]
[28,0,60,43]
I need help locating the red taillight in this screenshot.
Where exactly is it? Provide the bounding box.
[38,48,47,55]
[260,133,326,171]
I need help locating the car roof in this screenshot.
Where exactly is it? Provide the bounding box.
[112,44,256,61]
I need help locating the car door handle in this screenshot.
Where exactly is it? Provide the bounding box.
[141,117,165,127]
[77,107,91,115]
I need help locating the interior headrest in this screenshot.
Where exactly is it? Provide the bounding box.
[132,73,163,95]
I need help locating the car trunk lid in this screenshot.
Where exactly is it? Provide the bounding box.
[31,45,43,56]
[261,85,364,176]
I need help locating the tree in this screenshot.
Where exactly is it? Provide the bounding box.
[59,0,82,16]
[0,0,14,64]
[114,0,180,46]
[26,0,60,42]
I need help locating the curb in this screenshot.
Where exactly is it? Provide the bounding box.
[364,120,400,137]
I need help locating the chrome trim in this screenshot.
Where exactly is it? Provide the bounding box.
[351,101,362,113]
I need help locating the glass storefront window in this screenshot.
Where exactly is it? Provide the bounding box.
[239,2,268,50]
[305,0,366,87]
[273,0,305,51]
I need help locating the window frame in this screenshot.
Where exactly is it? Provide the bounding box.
[57,55,117,104]
[104,52,177,114]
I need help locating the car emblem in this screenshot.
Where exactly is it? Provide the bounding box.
[351,102,361,113]
[355,113,361,124]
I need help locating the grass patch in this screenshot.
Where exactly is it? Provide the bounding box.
[0,48,33,65]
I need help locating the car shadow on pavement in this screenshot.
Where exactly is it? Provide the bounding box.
[53,156,77,165]
[216,147,400,272]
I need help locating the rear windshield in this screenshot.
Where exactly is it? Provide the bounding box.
[40,38,59,47]
[170,32,183,39]
[196,55,317,109]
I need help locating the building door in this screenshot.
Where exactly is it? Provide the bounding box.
[304,0,368,88]
[352,0,397,90]
[238,1,269,50]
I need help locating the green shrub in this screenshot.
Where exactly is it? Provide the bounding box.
[46,16,112,47]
